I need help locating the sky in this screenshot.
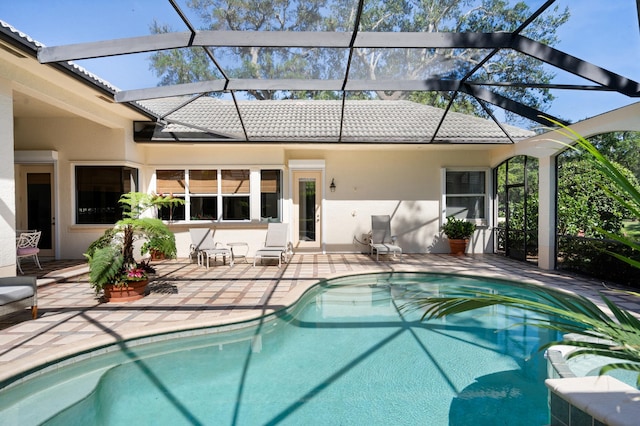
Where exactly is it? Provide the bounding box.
[0,0,638,124]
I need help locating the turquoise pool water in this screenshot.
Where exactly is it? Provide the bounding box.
[0,273,557,425]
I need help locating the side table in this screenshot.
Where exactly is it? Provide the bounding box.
[228,242,249,264]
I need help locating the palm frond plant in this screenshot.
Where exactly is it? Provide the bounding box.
[407,124,640,381]
[84,192,183,294]
[407,283,640,381]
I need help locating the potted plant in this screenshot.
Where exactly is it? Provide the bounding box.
[84,192,181,302]
[442,216,476,255]
[141,234,177,260]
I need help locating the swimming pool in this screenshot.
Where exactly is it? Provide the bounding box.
[0,272,558,425]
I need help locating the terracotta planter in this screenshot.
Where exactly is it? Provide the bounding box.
[448,239,469,256]
[104,279,148,302]
[149,250,166,261]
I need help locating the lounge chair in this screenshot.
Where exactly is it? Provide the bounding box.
[189,228,232,268]
[369,215,402,261]
[16,230,42,274]
[253,223,291,267]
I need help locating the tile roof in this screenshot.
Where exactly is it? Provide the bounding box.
[140,97,535,144]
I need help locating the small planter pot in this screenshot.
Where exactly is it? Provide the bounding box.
[448,239,469,256]
[104,279,148,302]
[149,250,166,261]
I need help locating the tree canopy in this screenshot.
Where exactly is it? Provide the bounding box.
[587,132,640,182]
[557,158,639,237]
[149,0,569,124]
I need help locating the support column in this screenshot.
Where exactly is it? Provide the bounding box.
[538,155,556,270]
[0,78,16,277]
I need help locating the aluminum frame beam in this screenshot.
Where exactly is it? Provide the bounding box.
[116,78,619,103]
[40,31,640,99]
[39,32,515,62]
[459,84,568,126]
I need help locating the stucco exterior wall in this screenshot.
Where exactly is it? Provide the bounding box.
[286,148,493,255]
[13,130,498,259]
[14,116,146,259]
[0,78,16,276]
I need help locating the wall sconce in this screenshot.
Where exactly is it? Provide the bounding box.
[330,178,336,192]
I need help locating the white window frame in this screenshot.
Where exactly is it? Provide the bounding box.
[72,161,141,226]
[187,169,218,221]
[220,169,251,222]
[441,167,491,226]
[258,169,283,223]
[153,166,284,223]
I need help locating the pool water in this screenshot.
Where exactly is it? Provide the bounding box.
[0,273,557,425]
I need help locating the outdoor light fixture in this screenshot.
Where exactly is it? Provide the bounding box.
[330,178,336,192]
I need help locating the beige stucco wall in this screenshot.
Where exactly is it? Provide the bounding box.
[13,132,498,259]
[14,116,147,259]
[0,78,16,276]
[286,147,494,255]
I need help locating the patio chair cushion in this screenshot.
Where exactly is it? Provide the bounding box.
[255,249,285,258]
[0,285,35,303]
[17,247,39,256]
[0,276,38,320]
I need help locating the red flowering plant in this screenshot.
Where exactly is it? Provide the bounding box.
[124,265,148,282]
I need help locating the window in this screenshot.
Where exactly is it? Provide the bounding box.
[154,168,267,222]
[156,170,186,221]
[444,169,487,222]
[189,170,217,220]
[260,170,282,222]
[75,166,138,224]
[221,170,250,220]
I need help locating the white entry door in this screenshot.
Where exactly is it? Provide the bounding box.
[292,170,322,251]
[15,164,55,257]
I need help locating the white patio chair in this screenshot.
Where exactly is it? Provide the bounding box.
[16,230,42,274]
[189,228,232,268]
[253,223,292,267]
[369,215,402,261]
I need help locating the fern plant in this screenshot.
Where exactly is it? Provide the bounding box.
[84,192,182,293]
[86,245,124,290]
